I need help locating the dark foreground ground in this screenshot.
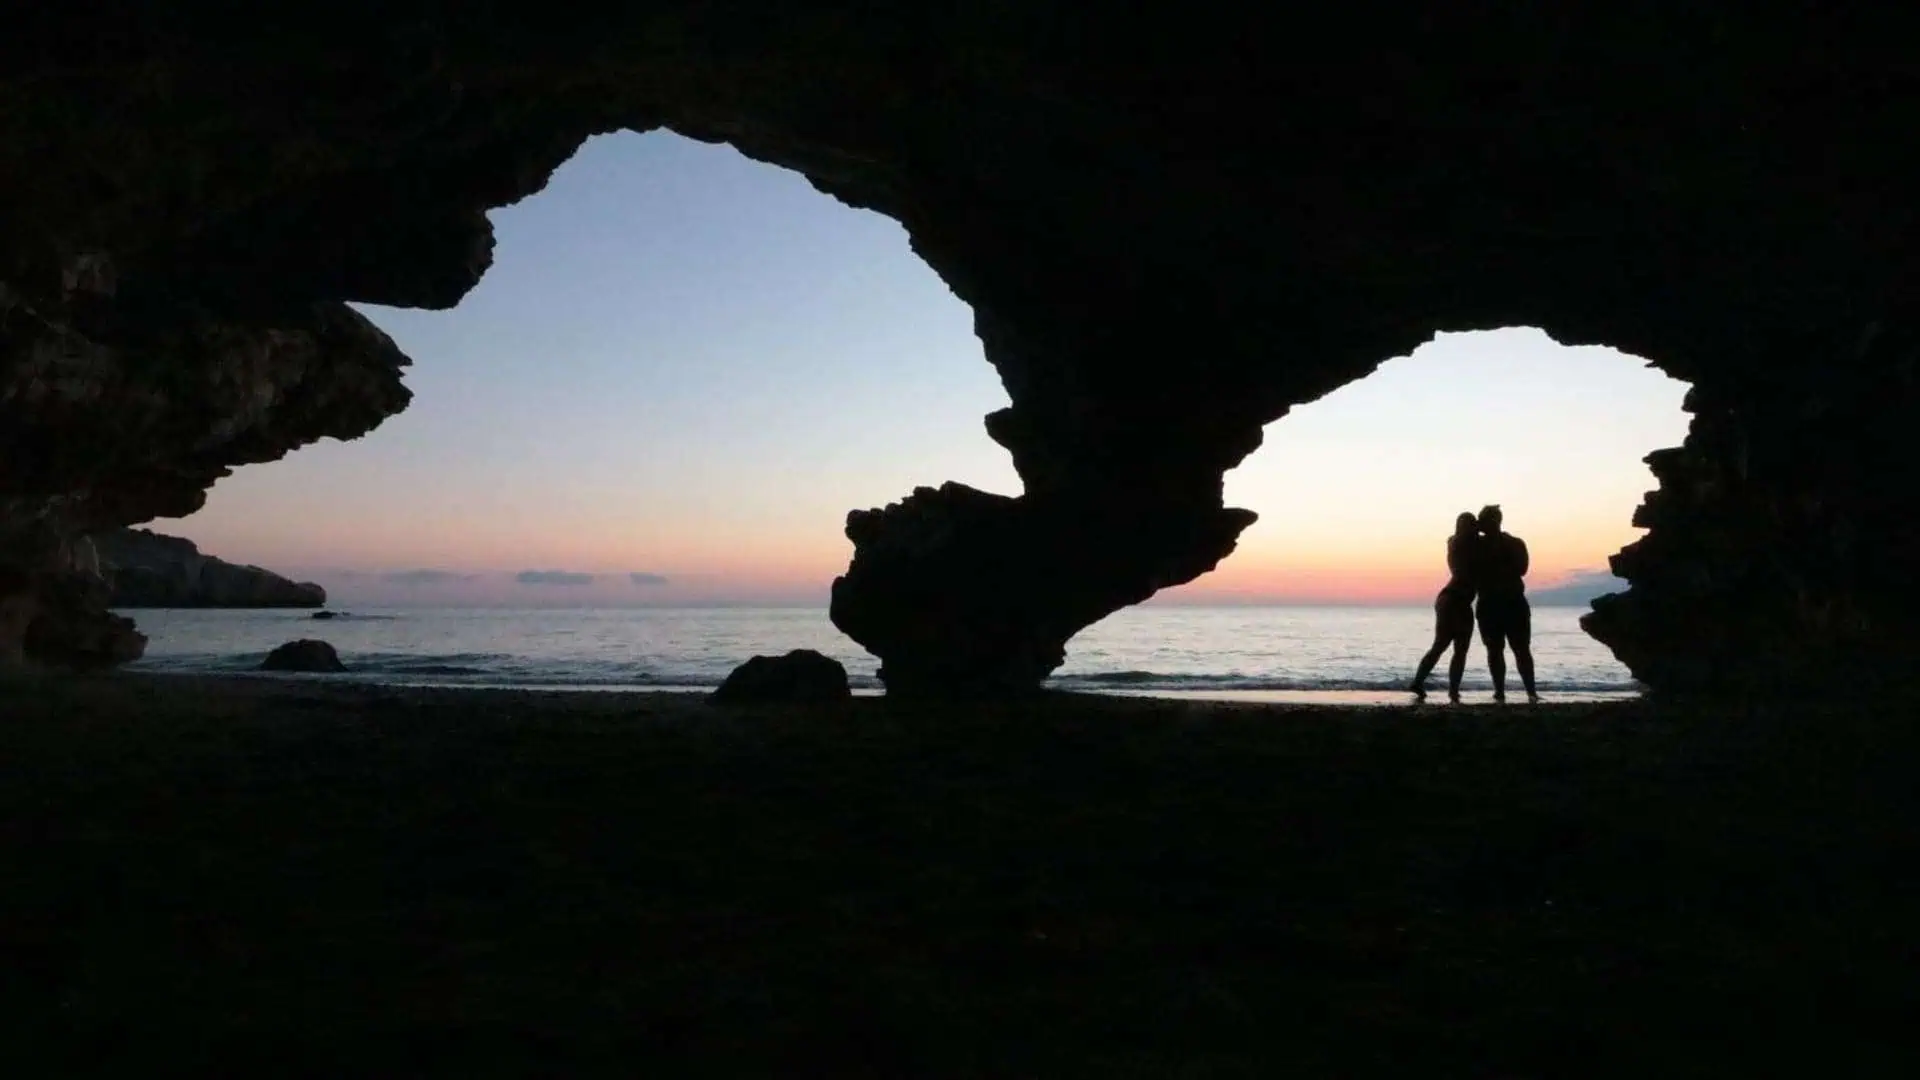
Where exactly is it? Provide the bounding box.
[1,676,1917,1076]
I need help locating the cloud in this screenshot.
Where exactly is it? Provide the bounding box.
[516,570,596,587]
[381,569,478,585]
[629,572,670,586]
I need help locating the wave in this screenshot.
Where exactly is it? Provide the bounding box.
[348,651,513,674]
[1049,670,1639,693]
[130,651,1633,696]
[129,650,887,691]
[374,663,485,676]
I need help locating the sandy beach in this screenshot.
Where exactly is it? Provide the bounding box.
[3,673,1916,1074]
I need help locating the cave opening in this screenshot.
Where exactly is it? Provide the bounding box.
[166,130,1015,601]
[3,4,1914,701]
[1053,328,1693,701]
[121,130,1016,684]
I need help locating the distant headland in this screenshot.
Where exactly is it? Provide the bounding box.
[94,528,326,609]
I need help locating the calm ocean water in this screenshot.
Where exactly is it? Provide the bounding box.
[120,604,1638,704]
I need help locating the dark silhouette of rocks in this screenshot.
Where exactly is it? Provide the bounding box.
[21,570,146,670]
[4,7,1918,694]
[711,650,851,705]
[832,483,1253,696]
[93,529,326,609]
[0,537,147,669]
[311,610,339,620]
[1585,364,1920,694]
[260,640,345,673]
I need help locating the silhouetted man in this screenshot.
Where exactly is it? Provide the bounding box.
[1474,505,1538,704]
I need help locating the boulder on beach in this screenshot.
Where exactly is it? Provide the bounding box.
[261,639,345,673]
[22,577,147,670]
[711,650,851,705]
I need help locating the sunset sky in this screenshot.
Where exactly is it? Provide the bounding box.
[170,133,1692,607]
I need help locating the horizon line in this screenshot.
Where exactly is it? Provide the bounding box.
[234,598,1609,611]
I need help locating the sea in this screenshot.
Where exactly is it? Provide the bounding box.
[120,604,1639,705]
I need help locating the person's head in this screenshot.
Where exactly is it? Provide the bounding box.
[1478,504,1504,533]
[1453,511,1478,538]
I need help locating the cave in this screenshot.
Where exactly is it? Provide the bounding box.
[1170,326,1690,609]
[166,128,1016,612]
[4,5,1916,696]
[1046,328,1692,696]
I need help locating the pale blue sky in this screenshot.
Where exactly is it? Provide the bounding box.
[172,132,1691,606]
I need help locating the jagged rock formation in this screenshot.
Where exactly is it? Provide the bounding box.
[0,251,408,665]
[1585,324,1920,695]
[93,528,326,609]
[833,483,1255,696]
[4,5,1918,694]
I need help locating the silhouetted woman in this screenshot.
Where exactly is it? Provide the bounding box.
[1410,512,1479,703]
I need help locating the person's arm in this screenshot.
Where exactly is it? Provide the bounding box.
[1515,538,1530,578]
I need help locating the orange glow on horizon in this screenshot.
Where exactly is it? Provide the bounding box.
[267,541,1618,609]
[1161,557,1611,607]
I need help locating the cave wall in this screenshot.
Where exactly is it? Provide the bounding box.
[0,249,411,665]
[1586,324,1920,694]
[3,3,1917,691]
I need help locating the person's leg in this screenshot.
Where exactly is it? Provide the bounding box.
[1446,625,1472,702]
[1411,600,1453,698]
[1510,602,1537,702]
[1480,616,1508,702]
[1411,633,1448,699]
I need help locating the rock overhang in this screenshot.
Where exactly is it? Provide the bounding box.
[3,4,1917,691]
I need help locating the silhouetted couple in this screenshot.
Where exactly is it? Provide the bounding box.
[1410,504,1538,704]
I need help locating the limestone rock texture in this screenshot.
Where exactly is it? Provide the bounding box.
[4,5,1918,694]
[0,247,408,666]
[93,528,327,608]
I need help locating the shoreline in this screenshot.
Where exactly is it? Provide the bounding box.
[106,667,1643,707]
[6,667,1648,721]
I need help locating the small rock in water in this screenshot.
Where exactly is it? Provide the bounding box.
[261,639,346,673]
[711,650,851,705]
[311,610,339,620]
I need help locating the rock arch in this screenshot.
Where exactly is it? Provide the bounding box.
[3,4,1916,694]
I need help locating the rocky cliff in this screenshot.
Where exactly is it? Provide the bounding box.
[4,4,1917,692]
[1584,323,1920,695]
[93,529,326,609]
